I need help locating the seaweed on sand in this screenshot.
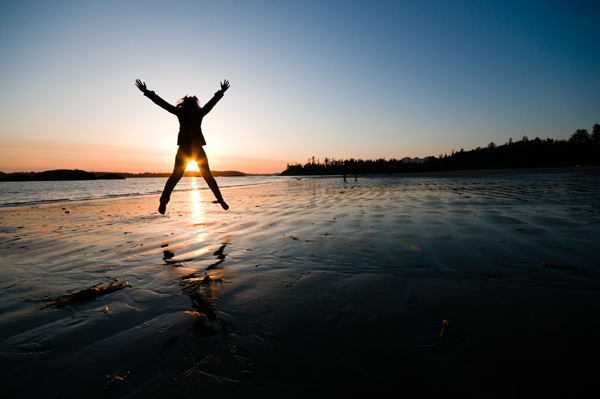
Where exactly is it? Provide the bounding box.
[181,275,223,324]
[105,371,130,390]
[31,278,132,308]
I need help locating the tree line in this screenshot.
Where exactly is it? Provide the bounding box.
[280,124,600,176]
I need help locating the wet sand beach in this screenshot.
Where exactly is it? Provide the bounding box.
[1,171,599,398]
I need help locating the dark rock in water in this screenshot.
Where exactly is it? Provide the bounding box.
[0,174,32,182]
[97,173,126,180]
[32,169,97,181]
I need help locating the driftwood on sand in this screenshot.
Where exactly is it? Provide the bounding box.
[31,278,132,308]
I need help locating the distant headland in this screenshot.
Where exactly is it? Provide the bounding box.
[0,169,122,182]
[0,169,246,182]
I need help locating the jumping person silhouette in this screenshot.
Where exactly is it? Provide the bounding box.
[135,79,230,214]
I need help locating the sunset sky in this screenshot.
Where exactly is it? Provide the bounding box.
[1,0,598,174]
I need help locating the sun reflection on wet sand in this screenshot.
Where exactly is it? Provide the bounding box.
[190,177,209,242]
[190,177,203,223]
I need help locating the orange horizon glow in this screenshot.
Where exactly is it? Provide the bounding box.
[0,137,288,175]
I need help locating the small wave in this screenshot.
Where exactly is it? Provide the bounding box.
[0,198,72,208]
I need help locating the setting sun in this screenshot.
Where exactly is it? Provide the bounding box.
[186,160,200,172]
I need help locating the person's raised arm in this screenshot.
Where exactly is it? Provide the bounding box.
[135,79,177,114]
[202,79,230,115]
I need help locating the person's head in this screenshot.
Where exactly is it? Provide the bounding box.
[177,95,200,110]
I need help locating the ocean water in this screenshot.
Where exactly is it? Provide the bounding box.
[0,175,293,207]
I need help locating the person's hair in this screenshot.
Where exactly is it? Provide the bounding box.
[176,95,200,110]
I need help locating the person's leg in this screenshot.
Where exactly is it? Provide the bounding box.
[197,148,229,210]
[159,148,187,214]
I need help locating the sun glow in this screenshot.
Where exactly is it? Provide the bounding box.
[186,160,200,172]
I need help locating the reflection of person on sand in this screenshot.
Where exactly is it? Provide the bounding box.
[135,79,230,214]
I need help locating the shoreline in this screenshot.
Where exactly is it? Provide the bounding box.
[291,165,600,178]
[0,177,291,210]
[1,165,598,209]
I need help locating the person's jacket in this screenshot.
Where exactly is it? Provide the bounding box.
[144,90,224,148]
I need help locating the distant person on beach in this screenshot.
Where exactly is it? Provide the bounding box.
[135,79,230,214]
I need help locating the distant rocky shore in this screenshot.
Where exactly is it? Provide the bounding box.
[0,169,125,182]
[0,169,248,182]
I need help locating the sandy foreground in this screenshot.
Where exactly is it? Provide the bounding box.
[1,174,599,398]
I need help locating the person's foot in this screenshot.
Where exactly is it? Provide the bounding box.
[158,202,167,214]
[216,199,229,210]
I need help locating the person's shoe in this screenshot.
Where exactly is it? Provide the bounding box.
[158,202,167,214]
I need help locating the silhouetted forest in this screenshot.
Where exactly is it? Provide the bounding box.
[281,124,600,176]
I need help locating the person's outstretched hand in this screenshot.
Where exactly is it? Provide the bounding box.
[220,79,230,93]
[135,79,149,94]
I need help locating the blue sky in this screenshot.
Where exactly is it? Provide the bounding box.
[1,0,598,173]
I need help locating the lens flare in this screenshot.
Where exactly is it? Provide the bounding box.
[405,243,422,251]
